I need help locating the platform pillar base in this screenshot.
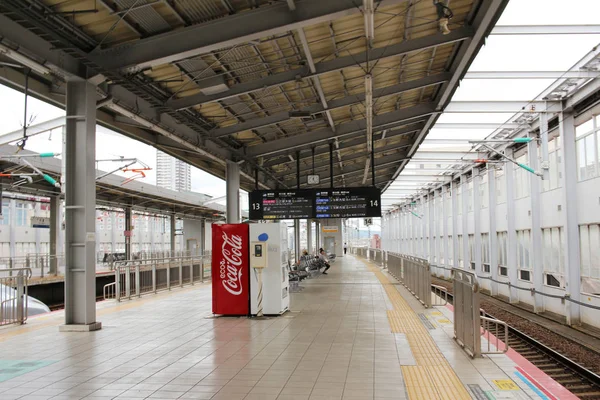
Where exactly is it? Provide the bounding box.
[59,322,102,332]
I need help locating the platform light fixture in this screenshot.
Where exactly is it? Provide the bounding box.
[434,1,454,35]
[0,44,51,76]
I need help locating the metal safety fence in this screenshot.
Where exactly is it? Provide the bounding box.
[0,255,66,279]
[0,268,31,326]
[387,252,433,308]
[107,255,209,302]
[452,268,508,357]
[369,248,383,264]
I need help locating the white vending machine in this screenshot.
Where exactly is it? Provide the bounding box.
[249,222,290,315]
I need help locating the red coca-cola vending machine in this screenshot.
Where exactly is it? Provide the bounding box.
[212,223,250,315]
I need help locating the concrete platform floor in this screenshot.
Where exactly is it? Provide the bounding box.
[0,255,570,399]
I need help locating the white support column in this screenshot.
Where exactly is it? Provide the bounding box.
[307,219,313,255]
[34,202,41,256]
[170,214,176,256]
[461,175,469,269]
[9,199,15,259]
[451,180,460,270]
[473,169,482,275]
[226,160,240,224]
[505,149,519,303]
[412,203,417,256]
[399,210,404,253]
[125,207,132,260]
[110,212,117,253]
[528,130,544,313]
[429,193,436,269]
[442,185,450,279]
[488,167,499,296]
[559,112,581,325]
[422,196,427,259]
[61,78,101,332]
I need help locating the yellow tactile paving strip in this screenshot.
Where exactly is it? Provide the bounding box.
[363,261,471,400]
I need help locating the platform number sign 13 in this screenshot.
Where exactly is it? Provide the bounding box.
[364,218,373,226]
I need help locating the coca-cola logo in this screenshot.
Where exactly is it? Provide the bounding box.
[220,232,244,296]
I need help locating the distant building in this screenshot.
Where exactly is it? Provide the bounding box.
[156,151,191,192]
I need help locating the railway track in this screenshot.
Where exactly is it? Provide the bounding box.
[443,291,600,399]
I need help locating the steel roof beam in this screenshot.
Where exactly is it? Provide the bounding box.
[91,0,410,73]
[411,152,481,161]
[210,73,449,138]
[167,28,470,110]
[278,141,412,180]
[319,153,406,184]
[444,100,561,113]
[491,25,600,35]
[464,71,600,79]
[246,103,435,157]
[261,123,422,168]
[433,122,523,129]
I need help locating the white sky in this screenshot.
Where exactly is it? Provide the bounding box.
[0,0,599,208]
[383,0,600,209]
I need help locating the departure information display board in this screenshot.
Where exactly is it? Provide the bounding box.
[315,187,381,218]
[249,190,314,220]
[248,188,381,220]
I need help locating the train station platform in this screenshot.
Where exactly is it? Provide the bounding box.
[0,256,576,400]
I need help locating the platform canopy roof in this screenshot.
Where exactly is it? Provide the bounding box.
[0,0,508,192]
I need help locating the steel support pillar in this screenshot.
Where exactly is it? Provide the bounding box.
[49,195,59,275]
[451,180,459,269]
[473,169,482,274]
[61,79,100,332]
[226,160,240,223]
[110,212,117,253]
[170,214,177,256]
[539,113,550,181]
[528,131,544,313]
[125,207,132,260]
[294,221,301,260]
[442,185,449,279]
[461,175,469,269]
[488,166,499,296]
[34,202,41,256]
[505,149,519,303]
[559,112,581,325]
[307,220,313,255]
[9,199,15,260]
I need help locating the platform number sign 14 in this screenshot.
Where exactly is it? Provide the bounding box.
[364,218,373,226]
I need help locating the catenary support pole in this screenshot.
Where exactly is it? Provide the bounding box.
[226,160,240,224]
[451,180,459,270]
[61,78,100,332]
[442,185,450,279]
[488,166,499,296]
[473,169,482,274]
[528,130,544,313]
[505,148,519,303]
[559,112,581,325]
[461,174,469,269]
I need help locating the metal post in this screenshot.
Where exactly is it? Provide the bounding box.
[226,160,240,223]
[307,220,313,255]
[125,266,131,299]
[451,180,459,269]
[170,214,176,257]
[152,263,157,293]
[371,133,375,187]
[539,112,550,181]
[505,149,519,303]
[179,257,183,287]
[442,185,449,279]
[115,269,121,302]
[49,195,59,276]
[135,264,140,297]
[329,142,334,188]
[473,169,482,274]
[296,150,301,189]
[488,166,499,296]
[125,207,132,260]
[111,212,117,254]
[421,195,427,259]
[61,78,101,331]
[528,131,544,313]
[559,112,581,325]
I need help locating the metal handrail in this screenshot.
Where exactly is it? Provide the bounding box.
[103,282,116,300]
[431,284,448,306]
[480,315,510,354]
[0,267,32,326]
[112,255,208,302]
